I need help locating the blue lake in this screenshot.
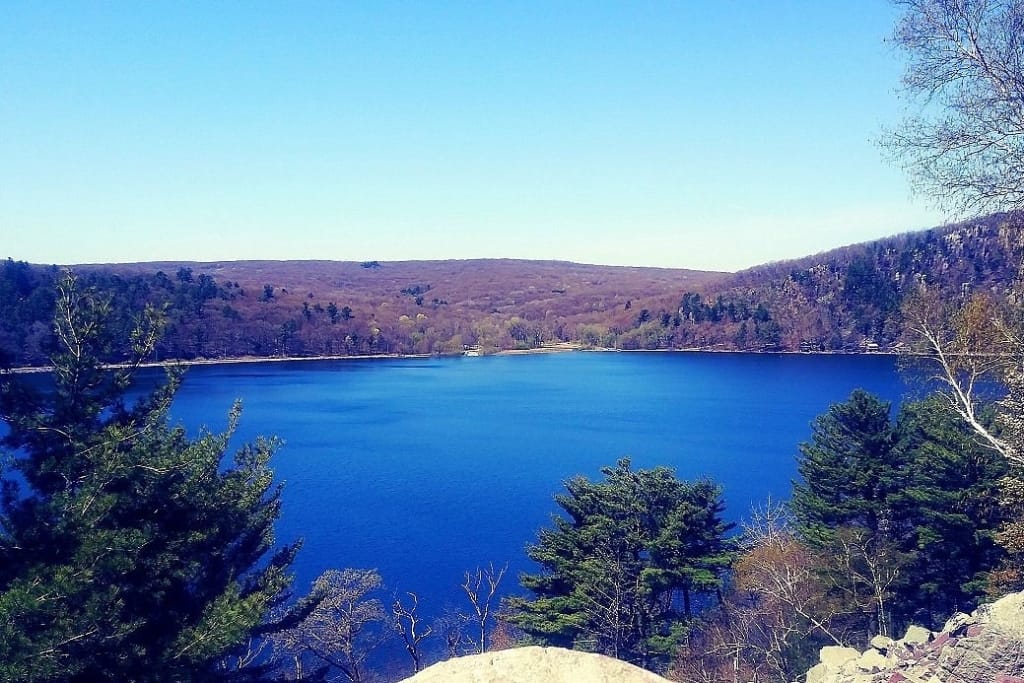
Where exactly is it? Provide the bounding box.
[164,351,909,624]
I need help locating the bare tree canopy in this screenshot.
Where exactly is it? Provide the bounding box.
[885,0,1024,214]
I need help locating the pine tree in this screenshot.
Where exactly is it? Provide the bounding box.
[893,397,1007,625]
[0,275,302,682]
[507,459,733,668]
[790,389,906,638]
[790,390,1009,636]
[791,389,900,546]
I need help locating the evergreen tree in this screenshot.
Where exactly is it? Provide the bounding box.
[0,275,302,682]
[894,397,1007,625]
[791,389,900,546]
[790,390,1009,637]
[507,459,733,668]
[791,390,906,638]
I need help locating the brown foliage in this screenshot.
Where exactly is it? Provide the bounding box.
[671,504,840,683]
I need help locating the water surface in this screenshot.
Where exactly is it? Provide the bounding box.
[165,351,906,618]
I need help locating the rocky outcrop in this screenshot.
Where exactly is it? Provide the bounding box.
[398,646,674,683]
[807,591,1024,683]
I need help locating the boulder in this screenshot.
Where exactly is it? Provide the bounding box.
[857,648,890,673]
[928,632,955,653]
[819,645,860,669]
[942,611,975,636]
[902,625,931,646]
[398,646,674,683]
[869,635,893,653]
[986,590,1024,640]
[805,661,829,683]
[799,591,1024,683]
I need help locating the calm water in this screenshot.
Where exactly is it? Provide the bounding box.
[164,351,907,621]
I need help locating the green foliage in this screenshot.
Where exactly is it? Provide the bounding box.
[842,257,899,337]
[507,459,733,668]
[0,275,300,682]
[893,397,1008,622]
[791,388,904,639]
[791,389,899,546]
[0,258,59,367]
[791,390,1009,636]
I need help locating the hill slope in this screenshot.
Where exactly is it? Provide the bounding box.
[2,214,1021,366]
[0,258,721,366]
[664,213,1023,352]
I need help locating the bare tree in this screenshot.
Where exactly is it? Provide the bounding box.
[826,528,903,639]
[673,501,844,683]
[884,0,1024,215]
[434,606,470,660]
[901,287,1016,461]
[736,501,846,648]
[572,539,646,662]
[272,569,389,682]
[460,562,508,654]
[392,591,432,673]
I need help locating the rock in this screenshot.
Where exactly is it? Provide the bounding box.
[820,645,860,669]
[942,611,975,636]
[987,590,1024,640]
[806,661,829,683]
[928,632,955,652]
[870,635,893,653]
[902,625,931,646]
[799,592,1024,683]
[398,646,674,683]
[857,648,889,673]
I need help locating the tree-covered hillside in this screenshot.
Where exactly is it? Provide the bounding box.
[666,214,1023,352]
[2,214,1021,367]
[0,258,717,366]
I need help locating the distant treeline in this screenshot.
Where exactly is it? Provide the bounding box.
[2,214,1021,367]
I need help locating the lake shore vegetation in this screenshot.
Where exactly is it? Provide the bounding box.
[2,214,1023,372]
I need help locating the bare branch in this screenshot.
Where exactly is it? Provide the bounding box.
[460,562,508,654]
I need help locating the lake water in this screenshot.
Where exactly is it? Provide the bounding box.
[164,351,908,630]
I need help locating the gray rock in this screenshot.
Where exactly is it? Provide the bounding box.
[987,591,1024,640]
[942,611,975,636]
[870,635,893,652]
[398,646,674,683]
[819,645,860,669]
[799,590,1024,683]
[903,625,932,646]
[856,648,890,673]
[805,662,829,683]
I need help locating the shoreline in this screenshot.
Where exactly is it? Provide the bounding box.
[3,344,899,375]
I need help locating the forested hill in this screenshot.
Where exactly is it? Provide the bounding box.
[0,258,720,367]
[1,214,1021,366]
[669,213,1024,352]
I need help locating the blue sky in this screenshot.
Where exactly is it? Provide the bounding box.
[0,2,945,271]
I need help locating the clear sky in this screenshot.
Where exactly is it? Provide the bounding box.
[0,1,946,272]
